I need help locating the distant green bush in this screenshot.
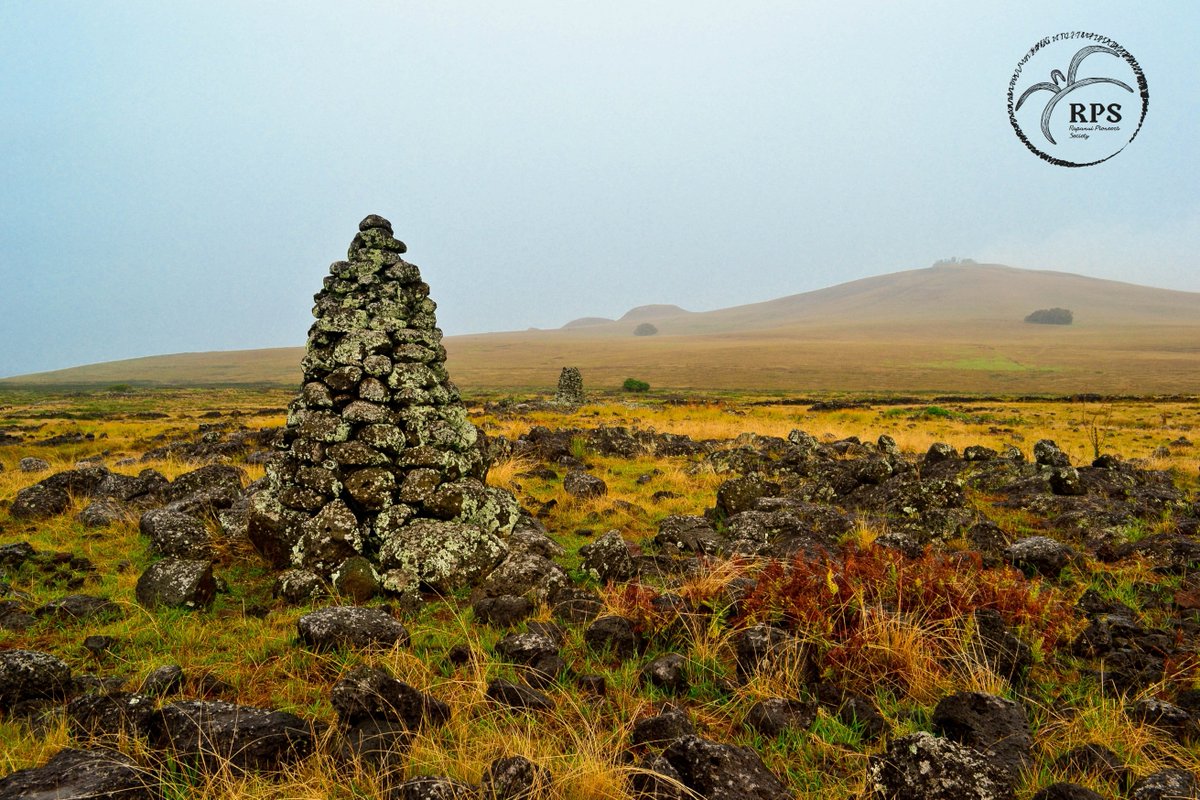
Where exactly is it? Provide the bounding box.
[622,378,650,393]
[633,322,658,336]
[1025,308,1073,325]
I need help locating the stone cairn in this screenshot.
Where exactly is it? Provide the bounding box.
[249,215,519,597]
[554,367,584,407]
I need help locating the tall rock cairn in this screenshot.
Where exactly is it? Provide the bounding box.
[554,367,584,407]
[249,215,518,596]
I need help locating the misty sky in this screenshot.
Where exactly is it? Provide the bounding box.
[1,1,1197,377]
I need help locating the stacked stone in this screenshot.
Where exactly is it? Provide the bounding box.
[554,367,584,407]
[249,215,519,596]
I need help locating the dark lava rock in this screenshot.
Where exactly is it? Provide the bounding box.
[1049,466,1087,496]
[339,718,411,770]
[78,500,126,528]
[931,691,1033,776]
[139,509,213,560]
[297,606,410,650]
[584,615,639,659]
[1129,769,1199,800]
[1051,743,1132,788]
[0,541,36,570]
[578,674,607,696]
[481,755,549,800]
[332,555,380,602]
[662,734,790,800]
[815,687,890,743]
[654,515,721,556]
[716,476,773,517]
[970,609,1032,684]
[11,482,71,518]
[733,624,798,681]
[1034,439,1071,467]
[273,568,325,604]
[1126,697,1198,740]
[640,653,688,695]
[473,595,534,627]
[161,463,245,513]
[925,442,958,463]
[630,705,695,747]
[141,700,316,773]
[393,776,479,800]
[486,679,554,712]
[1005,535,1077,578]
[0,649,73,705]
[0,747,155,799]
[140,665,184,697]
[579,529,635,582]
[478,552,570,602]
[867,731,1013,800]
[66,692,155,739]
[0,602,36,632]
[1031,783,1103,800]
[745,698,816,737]
[563,470,607,499]
[35,594,120,622]
[494,632,559,667]
[551,586,603,623]
[630,755,685,800]
[135,558,216,610]
[331,665,448,729]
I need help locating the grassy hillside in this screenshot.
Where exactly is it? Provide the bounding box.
[6,264,1199,393]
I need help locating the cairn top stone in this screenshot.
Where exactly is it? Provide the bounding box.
[248,217,519,596]
[359,214,394,234]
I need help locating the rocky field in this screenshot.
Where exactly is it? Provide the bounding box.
[1,388,1199,799]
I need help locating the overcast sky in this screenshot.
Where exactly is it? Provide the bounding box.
[1,1,1197,377]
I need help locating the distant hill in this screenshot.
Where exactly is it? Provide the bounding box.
[6,263,1200,393]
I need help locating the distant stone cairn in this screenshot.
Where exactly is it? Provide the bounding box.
[554,367,584,407]
[248,215,519,596]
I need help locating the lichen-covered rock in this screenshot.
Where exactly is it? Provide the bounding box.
[931,691,1033,776]
[482,755,550,800]
[394,776,478,800]
[18,457,50,472]
[486,679,554,712]
[379,519,506,591]
[139,508,213,559]
[331,665,447,729]
[744,698,816,737]
[579,530,635,582]
[563,470,607,499]
[134,558,216,610]
[0,748,155,799]
[10,482,71,518]
[662,735,790,800]
[641,653,689,694]
[141,700,316,773]
[1129,769,1199,800]
[0,649,73,705]
[297,606,410,650]
[1006,535,1077,578]
[867,732,1013,800]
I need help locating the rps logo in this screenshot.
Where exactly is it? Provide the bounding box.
[1008,32,1148,167]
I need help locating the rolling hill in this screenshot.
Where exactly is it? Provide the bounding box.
[6,263,1199,393]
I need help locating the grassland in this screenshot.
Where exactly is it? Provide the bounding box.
[7,262,1200,394]
[1,387,1198,798]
